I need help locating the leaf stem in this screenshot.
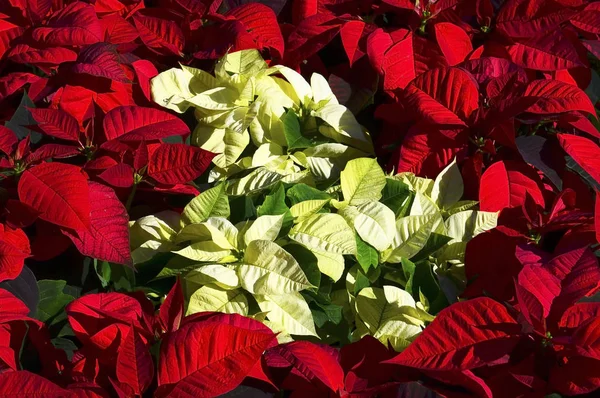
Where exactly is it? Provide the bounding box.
[125,183,138,212]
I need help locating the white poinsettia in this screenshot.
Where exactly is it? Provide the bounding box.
[150,49,374,191]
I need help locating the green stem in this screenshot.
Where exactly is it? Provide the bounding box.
[125,183,138,212]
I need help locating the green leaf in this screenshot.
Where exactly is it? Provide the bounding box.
[108,263,136,292]
[381,178,412,217]
[317,302,343,325]
[0,266,39,316]
[287,183,331,205]
[94,259,111,288]
[135,252,175,286]
[283,244,321,289]
[353,269,371,296]
[5,92,41,144]
[566,156,600,191]
[411,233,453,263]
[229,195,257,224]
[282,109,312,150]
[35,280,74,323]
[311,308,329,328]
[258,183,289,217]
[311,302,343,327]
[355,233,379,273]
[180,184,230,226]
[340,158,386,205]
[237,240,312,294]
[412,261,448,313]
[51,338,78,361]
[401,258,416,295]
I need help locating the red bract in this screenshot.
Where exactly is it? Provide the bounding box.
[157,278,184,334]
[102,106,189,142]
[387,298,522,371]
[17,162,90,230]
[156,315,276,397]
[264,341,345,394]
[147,143,215,185]
[479,160,545,212]
[62,182,131,266]
[0,224,30,282]
[115,327,155,396]
[404,67,479,127]
[0,371,70,396]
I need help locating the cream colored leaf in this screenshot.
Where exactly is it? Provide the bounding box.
[395,173,434,196]
[193,126,250,171]
[176,218,238,250]
[261,320,294,344]
[185,264,240,290]
[445,200,479,216]
[243,215,284,246]
[222,103,260,134]
[252,143,285,168]
[174,241,233,262]
[181,64,218,93]
[353,201,395,252]
[269,65,312,104]
[386,214,441,262]
[355,286,421,350]
[311,73,338,105]
[132,240,172,265]
[313,251,345,282]
[227,168,286,195]
[315,106,373,152]
[237,240,312,294]
[431,158,463,209]
[255,292,318,337]
[445,210,498,244]
[304,156,336,181]
[186,285,248,316]
[340,158,386,205]
[187,87,239,111]
[289,213,356,255]
[150,68,194,113]
[410,191,440,216]
[220,49,267,76]
[289,199,330,221]
[134,211,180,242]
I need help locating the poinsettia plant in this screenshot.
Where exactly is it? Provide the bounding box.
[0,0,600,396]
[130,156,497,348]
